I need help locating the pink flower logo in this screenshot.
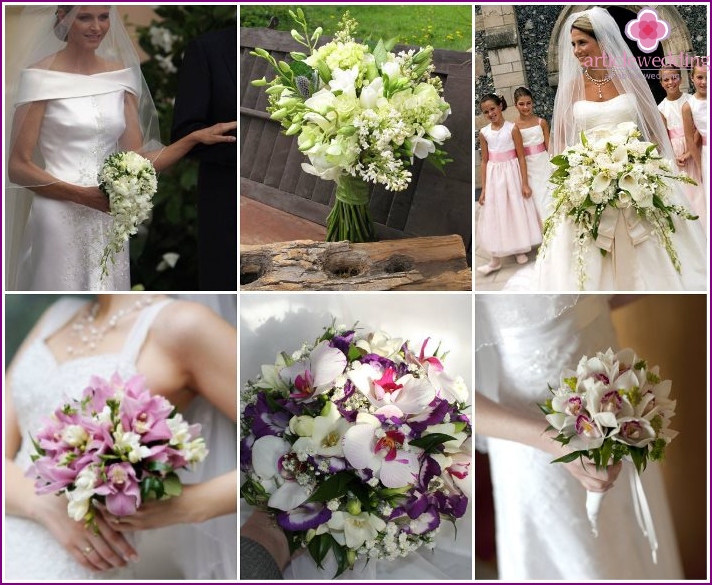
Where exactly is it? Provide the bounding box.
[625,8,670,54]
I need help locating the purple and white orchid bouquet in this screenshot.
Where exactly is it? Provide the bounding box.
[539,348,677,539]
[29,373,208,526]
[240,324,471,577]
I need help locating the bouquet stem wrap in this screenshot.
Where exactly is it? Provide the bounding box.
[326,175,376,243]
[585,489,605,538]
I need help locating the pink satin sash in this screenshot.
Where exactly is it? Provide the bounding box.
[524,143,546,156]
[667,127,685,140]
[488,149,517,163]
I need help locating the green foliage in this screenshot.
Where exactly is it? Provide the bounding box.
[241,5,471,51]
[408,433,456,453]
[129,6,236,290]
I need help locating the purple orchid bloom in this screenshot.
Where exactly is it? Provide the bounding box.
[277,502,332,532]
[329,330,355,357]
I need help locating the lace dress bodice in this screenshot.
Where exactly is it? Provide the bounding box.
[6,298,173,580]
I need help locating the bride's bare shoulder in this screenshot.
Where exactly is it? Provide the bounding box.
[98,57,128,72]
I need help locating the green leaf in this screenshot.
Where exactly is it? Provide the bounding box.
[550,451,582,464]
[308,471,356,502]
[290,60,314,78]
[307,533,333,568]
[145,461,174,474]
[372,39,389,67]
[331,538,350,577]
[409,433,456,453]
[347,344,364,362]
[140,476,164,500]
[163,472,183,497]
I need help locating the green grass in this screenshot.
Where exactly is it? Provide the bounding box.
[240,5,472,51]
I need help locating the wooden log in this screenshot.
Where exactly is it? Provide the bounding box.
[240,235,472,291]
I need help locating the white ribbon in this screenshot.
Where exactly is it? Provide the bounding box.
[594,206,650,289]
[630,468,659,564]
[585,465,658,564]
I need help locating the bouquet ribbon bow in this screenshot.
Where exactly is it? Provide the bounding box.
[594,206,650,290]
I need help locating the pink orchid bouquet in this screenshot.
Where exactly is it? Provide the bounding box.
[29,373,208,526]
[539,348,677,540]
[241,324,471,577]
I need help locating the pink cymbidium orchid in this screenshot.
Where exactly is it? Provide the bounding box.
[94,462,141,516]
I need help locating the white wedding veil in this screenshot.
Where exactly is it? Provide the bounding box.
[4,5,162,289]
[551,6,676,161]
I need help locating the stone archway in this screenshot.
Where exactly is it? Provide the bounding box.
[547,5,696,90]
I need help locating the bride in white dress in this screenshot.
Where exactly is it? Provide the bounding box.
[4,294,238,579]
[475,294,684,580]
[240,293,472,580]
[5,6,236,291]
[531,7,706,291]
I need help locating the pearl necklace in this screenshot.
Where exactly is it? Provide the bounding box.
[66,296,158,357]
[584,68,613,100]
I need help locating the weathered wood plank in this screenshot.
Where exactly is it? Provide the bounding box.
[240,235,472,291]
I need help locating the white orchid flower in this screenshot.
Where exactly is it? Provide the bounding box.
[280,340,347,400]
[349,362,435,415]
[342,413,420,488]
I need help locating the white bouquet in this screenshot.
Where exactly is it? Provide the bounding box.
[251,10,452,242]
[541,122,697,289]
[539,348,677,560]
[97,151,157,279]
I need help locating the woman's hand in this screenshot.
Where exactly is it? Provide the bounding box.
[190,121,238,146]
[76,186,110,213]
[36,494,137,571]
[101,490,198,532]
[479,189,486,205]
[103,473,236,531]
[522,183,532,198]
[562,458,622,492]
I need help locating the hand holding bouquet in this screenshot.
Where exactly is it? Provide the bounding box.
[97,151,157,279]
[539,348,677,557]
[241,324,470,577]
[29,373,207,527]
[542,122,698,289]
[251,10,452,242]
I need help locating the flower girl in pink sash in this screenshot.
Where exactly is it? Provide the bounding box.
[658,66,705,232]
[513,87,552,226]
[477,94,542,276]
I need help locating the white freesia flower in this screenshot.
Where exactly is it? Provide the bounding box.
[292,402,351,457]
[319,510,387,549]
[61,425,89,447]
[113,426,152,463]
[427,125,451,143]
[355,330,404,359]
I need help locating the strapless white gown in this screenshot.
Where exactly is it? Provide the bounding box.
[475,295,683,580]
[14,69,139,291]
[532,94,707,291]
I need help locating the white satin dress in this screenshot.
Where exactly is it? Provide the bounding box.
[533,94,707,291]
[14,69,139,291]
[475,295,683,580]
[240,294,473,580]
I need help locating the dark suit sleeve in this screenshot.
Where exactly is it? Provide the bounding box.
[171,29,237,166]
